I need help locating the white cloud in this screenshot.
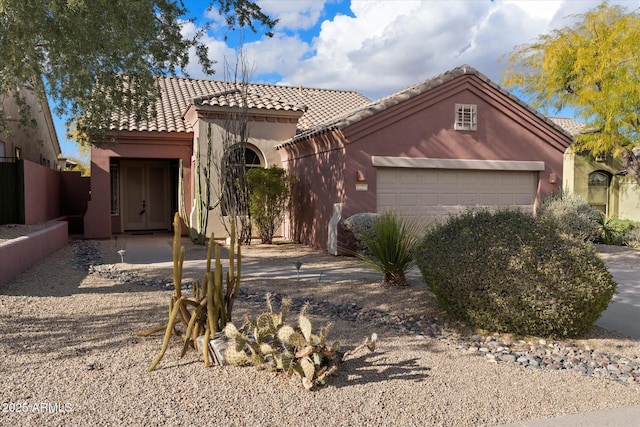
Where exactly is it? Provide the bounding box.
[244,34,310,78]
[502,0,562,21]
[258,0,328,31]
[277,0,548,98]
[184,0,640,100]
[274,0,640,100]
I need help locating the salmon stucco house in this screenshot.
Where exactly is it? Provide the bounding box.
[84,65,574,253]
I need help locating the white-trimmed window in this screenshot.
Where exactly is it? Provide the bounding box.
[454,104,477,131]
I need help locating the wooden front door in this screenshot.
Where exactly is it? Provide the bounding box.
[122,161,170,231]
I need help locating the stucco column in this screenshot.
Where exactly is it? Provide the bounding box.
[83,153,112,239]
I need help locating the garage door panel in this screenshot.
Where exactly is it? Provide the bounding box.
[439,171,459,184]
[419,173,438,185]
[497,194,515,205]
[476,173,496,186]
[377,169,397,184]
[460,173,479,185]
[399,171,419,184]
[378,193,398,206]
[458,193,476,205]
[398,193,419,207]
[420,194,439,205]
[475,194,497,205]
[377,168,536,223]
[514,193,534,205]
[440,194,458,205]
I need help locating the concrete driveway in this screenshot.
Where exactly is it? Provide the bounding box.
[595,245,640,338]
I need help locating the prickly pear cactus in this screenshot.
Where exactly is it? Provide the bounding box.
[224,294,377,390]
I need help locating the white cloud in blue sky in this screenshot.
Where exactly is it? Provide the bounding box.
[258,0,329,31]
[57,0,640,158]
[185,0,640,100]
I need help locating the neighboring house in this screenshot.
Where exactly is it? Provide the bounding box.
[0,86,79,226]
[85,65,573,253]
[556,117,640,222]
[0,86,61,168]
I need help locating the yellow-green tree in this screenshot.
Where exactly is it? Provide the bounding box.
[503,2,640,185]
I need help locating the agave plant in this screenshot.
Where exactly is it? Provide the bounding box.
[358,211,422,286]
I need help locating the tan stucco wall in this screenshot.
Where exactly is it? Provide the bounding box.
[190,111,300,240]
[618,179,640,221]
[564,146,640,221]
[0,87,60,168]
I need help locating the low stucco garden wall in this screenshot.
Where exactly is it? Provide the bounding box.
[0,221,68,286]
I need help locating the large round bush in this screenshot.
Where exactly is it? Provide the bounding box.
[415,209,616,338]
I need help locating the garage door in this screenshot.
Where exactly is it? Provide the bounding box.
[377,168,537,224]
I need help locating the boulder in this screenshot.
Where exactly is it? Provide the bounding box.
[339,212,379,255]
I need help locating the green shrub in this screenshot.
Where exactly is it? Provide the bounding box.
[624,227,640,248]
[598,217,639,245]
[415,208,616,338]
[246,166,295,244]
[537,192,601,242]
[358,211,422,286]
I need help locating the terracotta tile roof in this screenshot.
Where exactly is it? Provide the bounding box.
[109,76,370,134]
[277,65,575,148]
[192,89,307,112]
[548,117,585,136]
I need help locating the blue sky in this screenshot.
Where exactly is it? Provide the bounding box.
[55,0,640,160]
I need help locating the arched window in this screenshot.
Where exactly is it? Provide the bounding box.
[588,171,609,187]
[244,146,262,169]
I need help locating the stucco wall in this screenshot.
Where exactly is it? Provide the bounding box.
[0,221,68,286]
[281,130,347,247]
[23,159,62,224]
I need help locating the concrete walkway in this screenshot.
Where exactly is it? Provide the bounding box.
[595,260,640,339]
[117,233,384,282]
[114,234,640,427]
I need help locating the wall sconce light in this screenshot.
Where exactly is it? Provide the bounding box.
[356,170,366,182]
[549,173,558,185]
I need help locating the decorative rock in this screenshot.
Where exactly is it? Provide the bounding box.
[500,354,517,363]
[340,213,379,254]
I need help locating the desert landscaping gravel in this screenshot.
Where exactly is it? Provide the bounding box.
[2,229,640,426]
